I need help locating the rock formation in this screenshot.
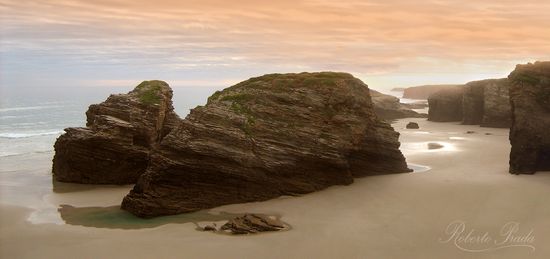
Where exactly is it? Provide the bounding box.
[402,84,462,99]
[219,214,288,235]
[461,80,485,125]
[121,72,411,217]
[427,86,464,122]
[406,122,419,129]
[481,79,511,128]
[508,61,550,174]
[461,79,511,128]
[52,81,180,184]
[369,90,426,120]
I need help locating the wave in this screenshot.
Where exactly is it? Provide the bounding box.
[0,131,64,139]
[0,150,54,158]
[0,105,65,113]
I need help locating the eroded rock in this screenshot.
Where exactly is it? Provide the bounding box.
[121,72,412,217]
[52,81,180,184]
[428,86,464,122]
[508,61,550,174]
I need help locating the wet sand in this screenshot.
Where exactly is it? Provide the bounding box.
[2,118,550,258]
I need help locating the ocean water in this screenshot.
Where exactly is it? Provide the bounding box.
[0,85,223,225]
[0,86,221,161]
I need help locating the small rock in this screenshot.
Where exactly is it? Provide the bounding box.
[466,131,475,134]
[427,143,444,150]
[220,214,286,235]
[485,133,492,135]
[406,122,419,129]
[203,225,217,231]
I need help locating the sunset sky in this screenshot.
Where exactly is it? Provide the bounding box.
[1,0,550,93]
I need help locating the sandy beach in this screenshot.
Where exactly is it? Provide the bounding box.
[1,118,549,259]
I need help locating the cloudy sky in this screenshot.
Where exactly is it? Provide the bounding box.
[1,0,550,92]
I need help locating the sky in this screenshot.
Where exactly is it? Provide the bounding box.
[1,0,550,94]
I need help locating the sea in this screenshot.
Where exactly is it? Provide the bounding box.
[0,85,222,224]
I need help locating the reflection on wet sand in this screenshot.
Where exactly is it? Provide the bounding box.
[52,179,133,193]
[58,205,249,229]
[58,205,289,232]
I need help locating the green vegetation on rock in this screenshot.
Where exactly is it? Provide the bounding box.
[134,81,166,105]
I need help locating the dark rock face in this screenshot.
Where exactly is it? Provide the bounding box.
[403,84,462,99]
[461,80,485,125]
[427,86,464,122]
[52,81,180,184]
[481,79,511,128]
[461,79,511,128]
[406,122,419,129]
[121,72,411,217]
[508,61,550,174]
[370,90,426,120]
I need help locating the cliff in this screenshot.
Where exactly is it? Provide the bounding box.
[508,61,550,174]
[427,86,464,122]
[121,72,412,217]
[403,84,462,99]
[52,81,180,184]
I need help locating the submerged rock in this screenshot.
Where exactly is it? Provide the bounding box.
[370,90,426,120]
[508,61,550,174]
[427,143,444,150]
[121,72,411,217]
[406,122,419,129]
[427,86,464,122]
[52,81,180,184]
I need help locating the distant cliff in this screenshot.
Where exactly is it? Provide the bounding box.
[370,90,426,120]
[403,84,462,99]
[426,79,511,128]
[427,86,464,122]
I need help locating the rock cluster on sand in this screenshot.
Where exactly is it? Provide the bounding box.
[219,214,287,235]
[52,81,179,184]
[121,72,411,217]
[461,79,511,128]
[427,86,464,122]
[369,90,426,120]
[402,84,462,99]
[508,61,550,174]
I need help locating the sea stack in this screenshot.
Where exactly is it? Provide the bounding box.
[122,72,411,217]
[427,86,464,122]
[508,61,550,174]
[52,81,180,184]
[461,79,511,128]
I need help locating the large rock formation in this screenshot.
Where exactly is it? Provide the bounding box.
[508,61,550,174]
[369,90,426,120]
[403,84,462,99]
[121,72,411,217]
[427,86,464,122]
[481,79,511,128]
[461,79,511,128]
[461,80,485,125]
[52,81,180,184]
